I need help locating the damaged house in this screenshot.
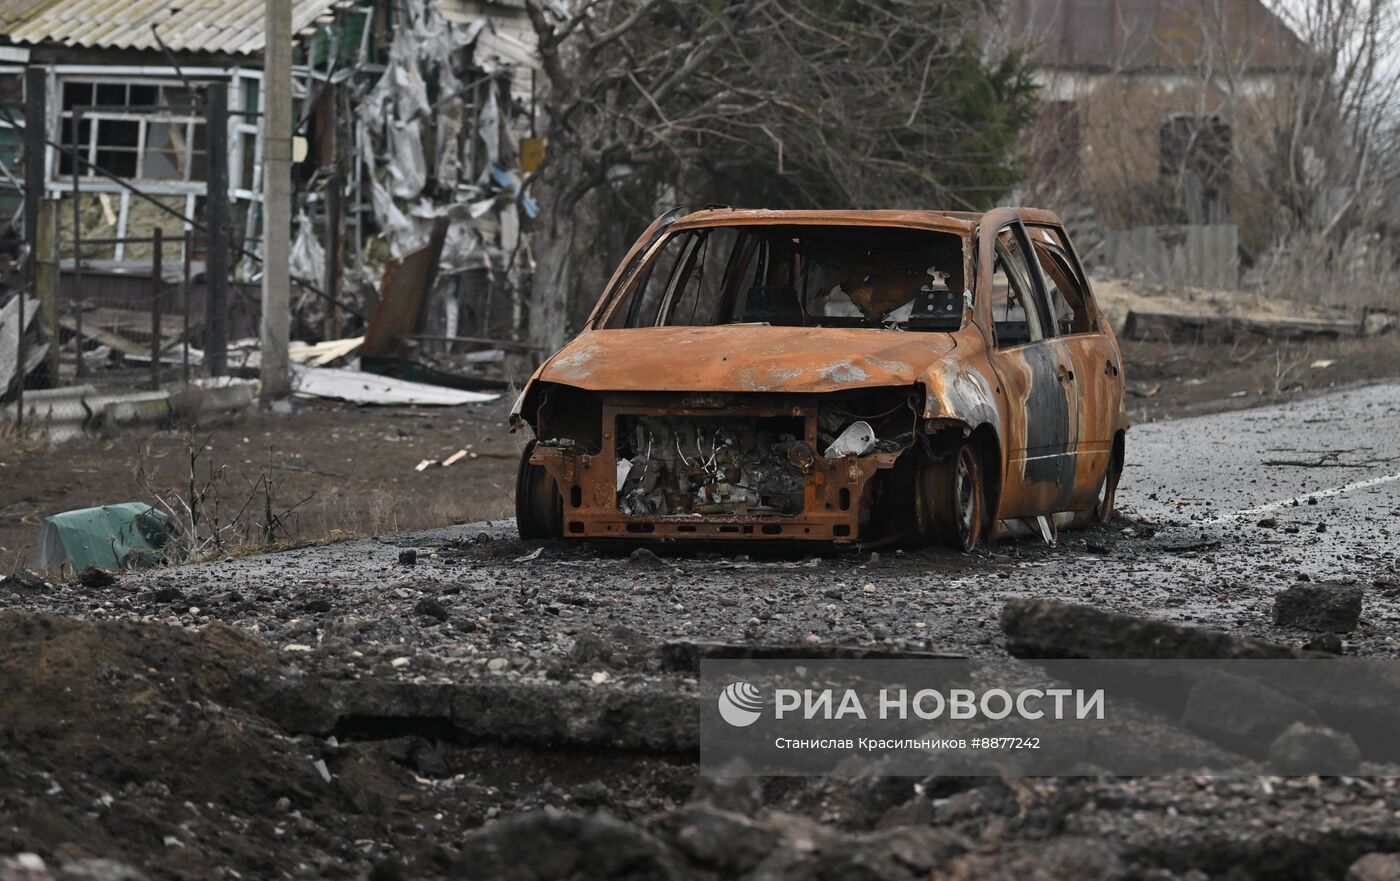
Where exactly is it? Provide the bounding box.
[0,0,541,385]
[1001,0,1312,288]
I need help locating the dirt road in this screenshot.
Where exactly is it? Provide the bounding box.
[3,381,1400,880]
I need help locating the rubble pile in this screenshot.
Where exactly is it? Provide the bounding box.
[5,608,1400,881]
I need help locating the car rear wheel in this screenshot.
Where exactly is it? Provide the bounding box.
[1093,442,1123,523]
[918,442,986,552]
[515,441,562,540]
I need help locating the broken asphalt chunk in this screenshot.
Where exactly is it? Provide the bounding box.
[1001,599,1309,660]
[1273,582,1363,633]
[413,596,450,622]
[1268,721,1362,776]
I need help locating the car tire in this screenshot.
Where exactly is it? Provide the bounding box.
[515,440,562,540]
[918,442,986,552]
[1093,443,1122,523]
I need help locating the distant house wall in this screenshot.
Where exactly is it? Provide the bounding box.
[1031,69,1298,257]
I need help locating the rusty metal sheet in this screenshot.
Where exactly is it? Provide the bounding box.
[362,219,448,360]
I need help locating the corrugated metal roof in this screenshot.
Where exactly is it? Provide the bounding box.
[1002,0,1308,73]
[3,0,341,56]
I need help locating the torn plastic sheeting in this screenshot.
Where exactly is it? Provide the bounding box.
[477,84,501,170]
[35,503,176,571]
[291,364,498,406]
[290,212,326,293]
[435,67,466,187]
[388,121,427,200]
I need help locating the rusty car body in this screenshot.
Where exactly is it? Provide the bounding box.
[511,206,1127,550]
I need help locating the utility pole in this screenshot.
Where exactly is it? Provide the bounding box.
[260,0,292,402]
[204,82,229,376]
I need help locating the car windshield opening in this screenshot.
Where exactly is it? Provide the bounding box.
[601,224,966,331]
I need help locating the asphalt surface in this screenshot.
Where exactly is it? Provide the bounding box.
[22,379,1396,670]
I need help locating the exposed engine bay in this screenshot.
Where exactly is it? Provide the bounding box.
[615,415,809,516]
[517,384,930,542]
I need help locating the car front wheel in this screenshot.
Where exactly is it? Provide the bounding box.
[918,442,986,552]
[515,441,562,540]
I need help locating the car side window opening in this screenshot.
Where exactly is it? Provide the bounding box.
[1028,225,1096,335]
[989,227,1050,349]
[601,225,966,331]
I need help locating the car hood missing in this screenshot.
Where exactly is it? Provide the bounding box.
[538,325,958,393]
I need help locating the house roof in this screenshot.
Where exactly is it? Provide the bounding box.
[1002,0,1309,73]
[1,0,341,56]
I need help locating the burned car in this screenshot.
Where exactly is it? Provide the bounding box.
[511,207,1126,550]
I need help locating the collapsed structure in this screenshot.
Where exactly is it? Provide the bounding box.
[0,0,541,392]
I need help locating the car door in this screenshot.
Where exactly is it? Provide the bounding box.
[1022,221,1124,509]
[976,211,1080,519]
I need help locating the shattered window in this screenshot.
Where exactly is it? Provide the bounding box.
[1027,225,1096,336]
[56,79,207,184]
[603,225,965,331]
[989,226,1049,349]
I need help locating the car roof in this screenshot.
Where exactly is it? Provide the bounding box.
[667,207,1066,235]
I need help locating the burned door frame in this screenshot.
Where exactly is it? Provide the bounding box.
[585,206,689,329]
[1021,220,1124,509]
[975,208,1080,519]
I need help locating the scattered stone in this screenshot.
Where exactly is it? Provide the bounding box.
[456,811,681,881]
[5,569,48,594]
[1269,722,1362,775]
[390,656,411,669]
[1257,517,1278,528]
[486,657,509,672]
[398,548,417,566]
[569,629,612,665]
[300,598,332,614]
[653,805,777,874]
[75,566,118,588]
[627,547,664,568]
[1349,853,1400,881]
[413,596,450,621]
[151,585,186,604]
[1273,582,1363,632]
[1303,633,1344,654]
[930,838,1122,881]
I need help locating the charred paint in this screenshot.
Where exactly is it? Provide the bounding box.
[1019,343,1073,487]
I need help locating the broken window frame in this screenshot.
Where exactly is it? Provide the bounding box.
[57,77,208,187]
[1024,223,1099,337]
[988,222,1054,350]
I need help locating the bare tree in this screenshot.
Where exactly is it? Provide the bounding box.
[1252,0,1400,301]
[523,0,1038,352]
